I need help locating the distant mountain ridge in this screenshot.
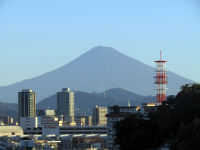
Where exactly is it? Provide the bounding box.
[0,102,18,122]
[99,88,145,103]
[37,88,156,115]
[37,90,115,116]
[0,46,192,103]
[0,88,156,118]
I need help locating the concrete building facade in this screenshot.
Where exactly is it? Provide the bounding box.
[20,117,38,130]
[18,89,36,123]
[75,116,86,126]
[42,116,63,136]
[93,106,107,126]
[75,115,92,126]
[57,88,75,123]
[106,105,140,150]
[85,116,92,126]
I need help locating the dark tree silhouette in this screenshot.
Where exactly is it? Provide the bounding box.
[115,84,200,150]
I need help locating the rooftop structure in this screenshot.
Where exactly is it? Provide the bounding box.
[21,89,33,92]
[36,110,56,116]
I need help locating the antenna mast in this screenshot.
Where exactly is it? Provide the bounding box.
[154,51,168,104]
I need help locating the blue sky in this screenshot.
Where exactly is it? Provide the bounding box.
[0,0,200,86]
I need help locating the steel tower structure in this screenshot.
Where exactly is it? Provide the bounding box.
[154,51,168,104]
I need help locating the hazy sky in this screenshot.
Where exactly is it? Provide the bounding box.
[0,0,200,86]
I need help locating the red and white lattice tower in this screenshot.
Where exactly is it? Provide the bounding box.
[154,51,168,104]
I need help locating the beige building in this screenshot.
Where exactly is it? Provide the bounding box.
[93,106,107,126]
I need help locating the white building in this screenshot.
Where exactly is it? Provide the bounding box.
[36,109,57,127]
[106,105,140,150]
[93,106,107,126]
[20,117,38,130]
[42,116,63,136]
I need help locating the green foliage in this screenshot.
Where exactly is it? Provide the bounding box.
[115,83,200,150]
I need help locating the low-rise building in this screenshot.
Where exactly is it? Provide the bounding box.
[20,117,38,130]
[106,105,140,150]
[42,116,63,136]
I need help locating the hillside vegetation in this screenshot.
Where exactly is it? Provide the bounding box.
[115,84,200,150]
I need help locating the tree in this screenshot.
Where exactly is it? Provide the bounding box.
[115,84,200,150]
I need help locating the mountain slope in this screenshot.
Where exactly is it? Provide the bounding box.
[0,46,192,103]
[99,88,145,104]
[0,88,157,118]
[37,88,164,116]
[0,102,18,122]
[37,90,117,116]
